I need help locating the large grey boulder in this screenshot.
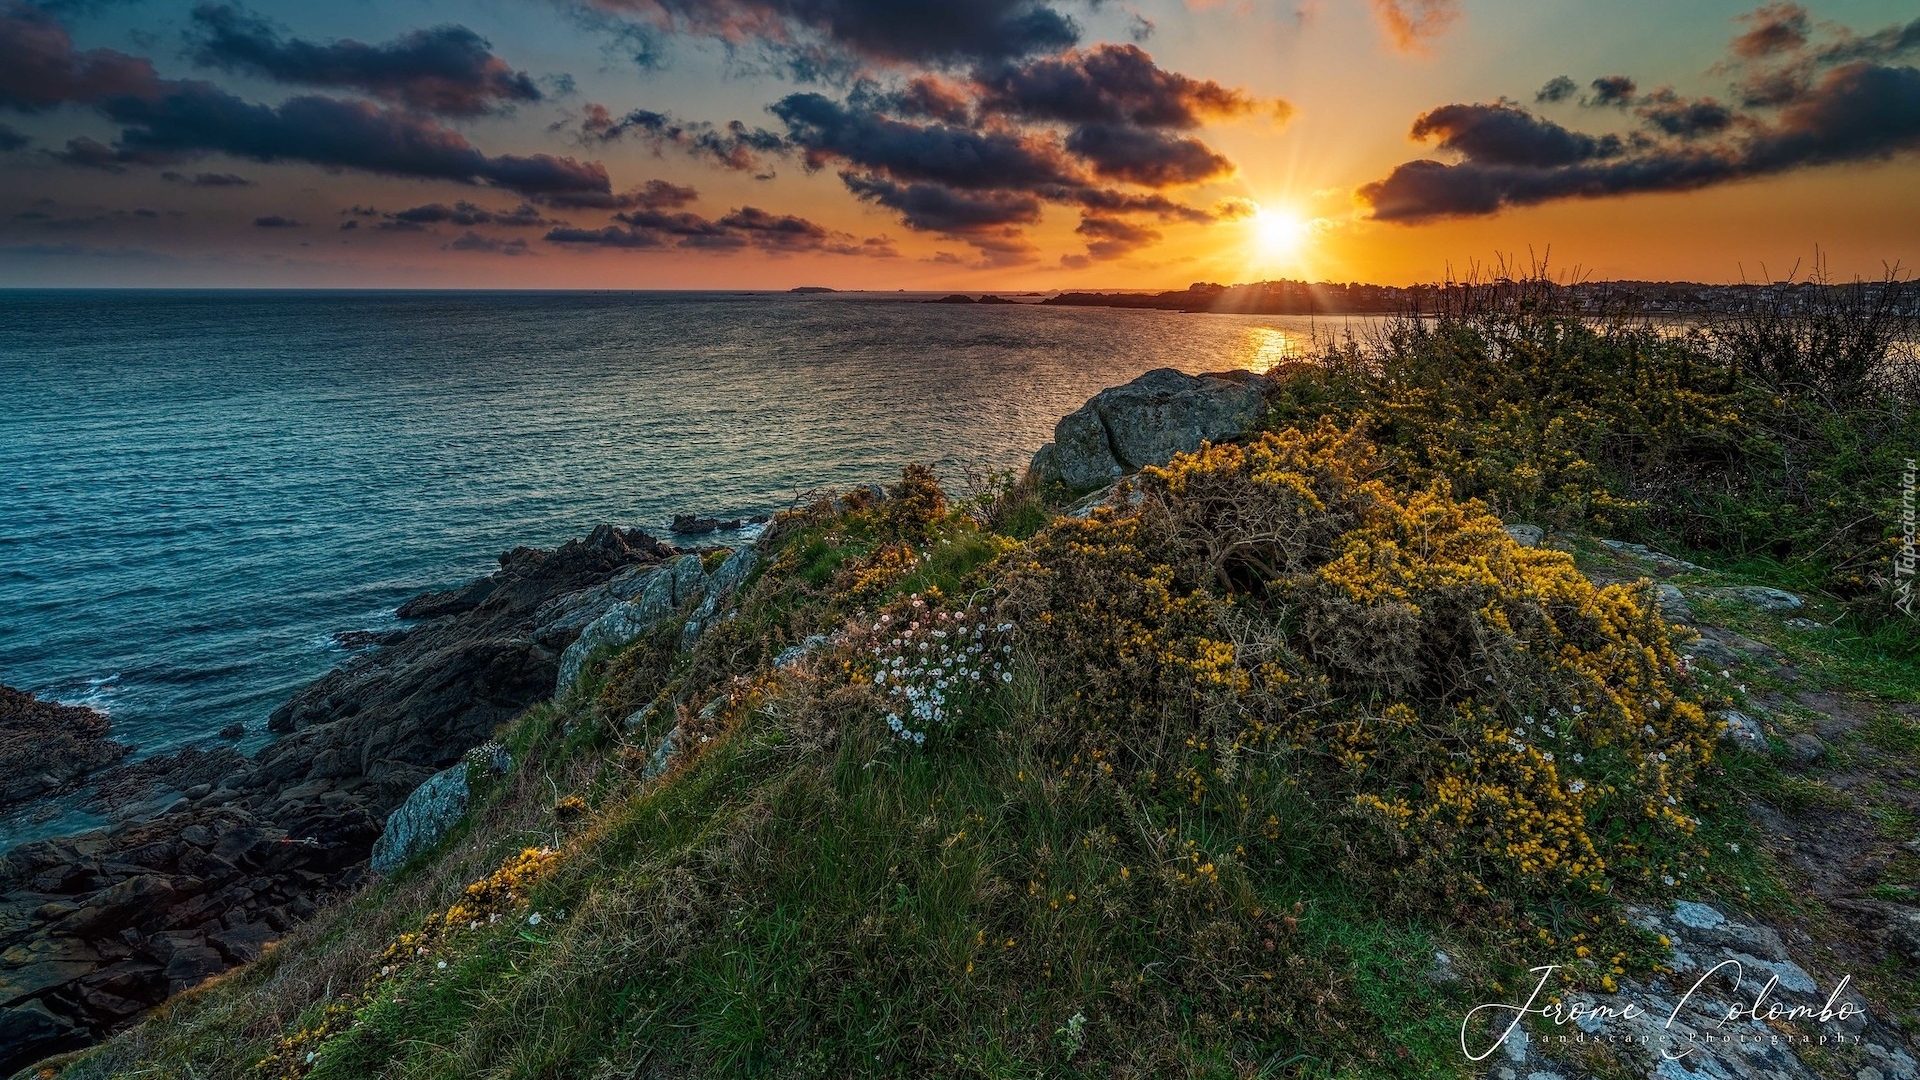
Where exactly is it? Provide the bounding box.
[1031,368,1267,492]
[370,764,468,873]
[555,554,709,698]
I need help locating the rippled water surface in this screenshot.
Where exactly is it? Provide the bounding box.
[0,290,1381,760]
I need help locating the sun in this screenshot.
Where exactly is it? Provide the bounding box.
[1251,204,1309,260]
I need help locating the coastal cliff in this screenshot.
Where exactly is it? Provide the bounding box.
[11,292,1920,1080]
[0,526,680,1068]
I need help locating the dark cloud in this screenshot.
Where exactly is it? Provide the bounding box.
[161,169,254,185]
[0,1,161,111]
[540,178,698,211]
[387,200,558,227]
[0,122,28,151]
[1370,0,1459,52]
[1732,2,1811,58]
[2,4,610,199]
[45,134,167,171]
[1535,76,1577,104]
[544,222,666,248]
[545,201,887,255]
[1408,102,1622,167]
[446,230,530,254]
[1636,92,1737,139]
[564,0,1080,69]
[1731,8,1920,107]
[886,76,972,123]
[187,5,542,117]
[1073,213,1158,260]
[1363,4,1920,223]
[841,171,1042,231]
[1583,75,1638,107]
[1061,123,1231,185]
[252,214,303,227]
[20,206,168,230]
[1361,60,1920,223]
[769,43,1262,260]
[101,88,612,197]
[772,91,1083,189]
[1063,186,1215,223]
[572,104,785,175]
[972,44,1279,128]
[1809,15,1920,66]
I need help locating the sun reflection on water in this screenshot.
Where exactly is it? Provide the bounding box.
[1238,326,1313,373]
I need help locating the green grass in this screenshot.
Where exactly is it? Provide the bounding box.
[48,291,1920,1080]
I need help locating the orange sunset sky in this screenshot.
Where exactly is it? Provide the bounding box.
[0,0,1916,288]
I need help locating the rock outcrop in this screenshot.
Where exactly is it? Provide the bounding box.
[368,764,469,874]
[1484,899,1916,1080]
[0,524,678,1072]
[0,687,128,813]
[1028,367,1267,492]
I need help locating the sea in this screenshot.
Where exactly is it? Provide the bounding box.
[0,289,1383,844]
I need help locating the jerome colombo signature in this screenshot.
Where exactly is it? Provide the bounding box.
[1461,962,1866,1062]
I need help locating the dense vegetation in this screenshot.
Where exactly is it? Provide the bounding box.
[47,272,1919,1080]
[1263,268,1918,637]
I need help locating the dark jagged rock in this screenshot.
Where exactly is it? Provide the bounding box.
[928,293,977,304]
[670,513,769,536]
[331,627,410,650]
[0,525,676,1073]
[81,746,250,817]
[0,687,129,813]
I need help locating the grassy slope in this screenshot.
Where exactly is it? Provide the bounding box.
[40,301,1920,1080]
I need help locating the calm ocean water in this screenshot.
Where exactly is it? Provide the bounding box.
[0,290,1377,793]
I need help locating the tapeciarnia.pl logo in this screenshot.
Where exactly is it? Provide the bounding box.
[1898,457,1917,617]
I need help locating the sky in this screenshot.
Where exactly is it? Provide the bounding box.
[0,0,1916,288]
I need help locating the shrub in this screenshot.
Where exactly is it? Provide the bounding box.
[1002,426,1717,900]
[1261,270,1920,630]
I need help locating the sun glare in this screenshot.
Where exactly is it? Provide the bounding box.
[1250,204,1309,262]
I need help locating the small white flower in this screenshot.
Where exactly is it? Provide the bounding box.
[1568,780,1586,794]
[1001,671,1013,683]
[528,911,542,926]
[436,960,447,970]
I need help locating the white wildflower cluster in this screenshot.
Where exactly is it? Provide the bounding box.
[867,595,1015,745]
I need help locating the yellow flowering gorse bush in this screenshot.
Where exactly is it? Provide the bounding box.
[1000,424,1716,901]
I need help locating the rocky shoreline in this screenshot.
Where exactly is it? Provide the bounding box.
[0,368,1275,1069]
[0,525,684,1069]
[7,364,1917,1080]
